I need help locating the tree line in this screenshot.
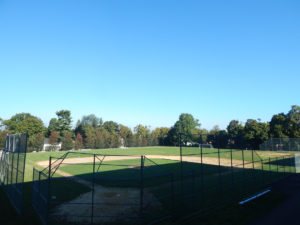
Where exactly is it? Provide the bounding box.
[0,105,299,151]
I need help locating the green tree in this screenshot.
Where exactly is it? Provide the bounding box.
[85,130,95,149]
[48,118,60,136]
[286,105,300,138]
[56,110,72,136]
[80,114,102,128]
[4,113,45,136]
[0,130,8,149]
[0,117,4,128]
[168,113,200,145]
[119,125,133,147]
[244,119,269,149]
[95,128,106,149]
[215,130,229,148]
[103,121,119,134]
[269,113,288,138]
[227,120,244,148]
[75,133,84,150]
[27,133,44,152]
[134,125,150,138]
[75,115,103,139]
[49,131,59,145]
[61,131,74,150]
[152,127,170,145]
[109,133,121,148]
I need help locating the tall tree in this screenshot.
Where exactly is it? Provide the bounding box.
[0,130,8,149]
[227,120,244,148]
[48,118,60,136]
[61,131,74,150]
[49,131,59,145]
[244,119,269,149]
[27,133,44,152]
[286,105,300,138]
[56,110,72,136]
[103,121,119,134]
[168,113,200,144]
[4,113,45,136]
[0,117,4,128]
[85,130,95,149]
[80,114,101,128]
[75,133,84,150]
[152,127,170,145]
[269,113,288,138]
[134,125,150,138]
[119,125,133,147]
[95,128,106,149]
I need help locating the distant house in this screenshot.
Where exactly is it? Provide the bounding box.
[42,138,62,151]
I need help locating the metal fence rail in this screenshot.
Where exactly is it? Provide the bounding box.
[0,133,28,215]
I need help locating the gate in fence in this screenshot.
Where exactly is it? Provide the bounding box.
[0,133,28,214]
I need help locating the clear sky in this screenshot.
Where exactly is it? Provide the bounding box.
[0,0,299,130]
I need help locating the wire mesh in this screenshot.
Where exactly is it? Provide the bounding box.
[260,138,300,151]
[0,133,28,215]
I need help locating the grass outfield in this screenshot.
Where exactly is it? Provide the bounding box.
[0,146,296,225]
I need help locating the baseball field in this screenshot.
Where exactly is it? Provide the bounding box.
[0,146,296,225]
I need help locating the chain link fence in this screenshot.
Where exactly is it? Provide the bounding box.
[260,138,300,151]
[0,133,28,214]
[32,134,296,225]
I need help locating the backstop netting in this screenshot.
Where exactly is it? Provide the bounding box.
[260,138,300,151]
[0,133,28,214]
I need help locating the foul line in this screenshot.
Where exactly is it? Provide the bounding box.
[239,189,271,205]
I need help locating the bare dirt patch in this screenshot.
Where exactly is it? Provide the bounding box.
[36,156,160,224]
[51,184,160,224]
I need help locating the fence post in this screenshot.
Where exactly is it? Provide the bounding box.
[38,171,41,216]
[261,159,264,186]
[200,134,204,205]
[91,154,96,225]
[252,149,254,169]
[140,156,144,223]
[251,149,255,185]
[283,156,285,177]
[276,157,279,174]
[171,173,175,217]
[242,149,245,194]
[46,157,52,225]
[217,135,222,198]
[230,147,234,199]
[242,149,245,169]
[179,134,184,208]
[290,156,292,173]
[269,157,271,182]
[15,135,21,185]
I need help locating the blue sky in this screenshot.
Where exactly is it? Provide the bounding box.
[0,0,299,130]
